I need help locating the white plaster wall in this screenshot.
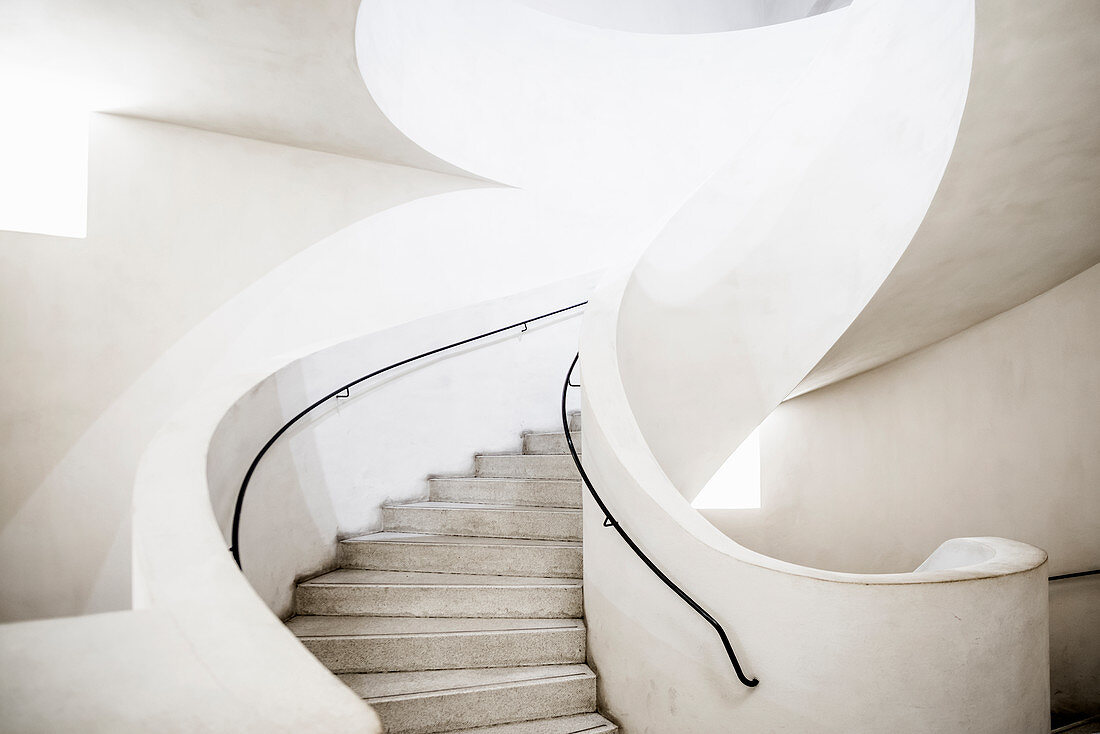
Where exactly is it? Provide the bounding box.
[0,0,464,173]
[0,114,477,621]
[702,263,1100,717]
[0,113,636,625]
[208,275,594,617]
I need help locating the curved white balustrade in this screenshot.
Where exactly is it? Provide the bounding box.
[132,369,383,734]
[579,274,1049,732]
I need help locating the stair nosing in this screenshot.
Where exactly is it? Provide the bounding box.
[383,502,580,513]
[300,570,582,588]
[294,624,584,641]
[434,713,615,734]
[341,533,581,548]
[302,581,581,589]
[475,453,573,459]
[349,668,596,704]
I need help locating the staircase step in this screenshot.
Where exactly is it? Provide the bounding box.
[383,502,581,541]
[438,712,617,734]
[430,477,582,508]
[341,664,597,734]
[288,616,585,673]
[339,532,582,578]
[296,570,582,618]
[568,413,581,432]
[475,454,581,480]
[522,432,581,456]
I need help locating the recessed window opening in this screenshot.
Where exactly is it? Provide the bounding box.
[0,81,90,239]
[691,425,762,510]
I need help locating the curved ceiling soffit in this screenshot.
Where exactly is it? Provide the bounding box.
[614,0,976,497]
[513,0,852,35]
[793,0,1100,397]
[352,0,854,198]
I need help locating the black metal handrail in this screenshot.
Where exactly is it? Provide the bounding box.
[1049,569,1100,582]
[229,301,588,568]
[560,353,759,688]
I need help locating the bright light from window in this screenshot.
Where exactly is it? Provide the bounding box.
[0,85,90,238]
[692,425,761,509]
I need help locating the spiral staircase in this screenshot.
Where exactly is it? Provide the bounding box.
[285,414,617,734]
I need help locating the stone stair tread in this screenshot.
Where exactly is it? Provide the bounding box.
[302,569,581,587]
[342,532,580,548]
[384,501,579,514]
[438,713,616,734]
[476,453,570,459]
[341,664,594,702]
[474,454,581,480]
[287,615,584,637]
[289,416,604,728]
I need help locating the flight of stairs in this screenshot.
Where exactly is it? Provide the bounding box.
[286,413,617,734]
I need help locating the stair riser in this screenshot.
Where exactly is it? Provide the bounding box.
[474,455,581,481]
[521,433,581,455]
[296,585,582,618]
[429,479,582,508]
[369,675,597,734]
[301,627,585,673]
[568,414,581,432]
[339,542,582,578]
[435,715,617,734]
[383,507,581,541]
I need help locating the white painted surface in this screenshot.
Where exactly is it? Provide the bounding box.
[209,276,594,617]
[796,0,1100,395]
[0,609,380,733]
[617,0,973,498]
[358,0,845,204]
[704,263,1100,716]
[515,0,851,34]
[0,115,475,622]
[353,0,857,320]
[0,0,464,173]
[579,273,1049,733]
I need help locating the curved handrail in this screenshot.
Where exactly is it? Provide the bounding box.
[230,301,588,568]
[1049,569,1099,582]
[560,353,759,688]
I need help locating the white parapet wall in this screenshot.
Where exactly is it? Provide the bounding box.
[578,276,1050,733]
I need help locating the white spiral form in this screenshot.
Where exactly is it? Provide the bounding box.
[355,2,1050,730]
